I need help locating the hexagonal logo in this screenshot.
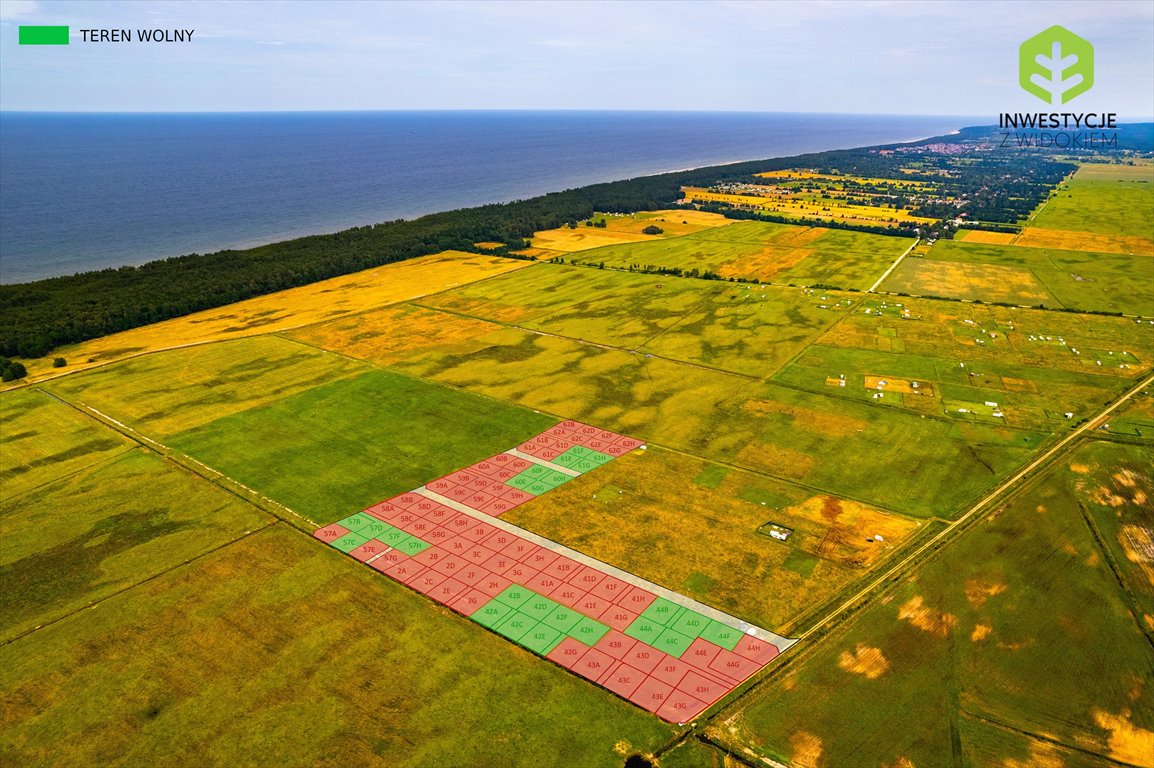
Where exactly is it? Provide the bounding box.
[1020,25,1094,105]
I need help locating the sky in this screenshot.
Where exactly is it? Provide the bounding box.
[1,0,1151,117]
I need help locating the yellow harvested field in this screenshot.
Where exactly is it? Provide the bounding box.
[530,210,732,252]
[511,247,565,261]
[287,303,501,366]
[754,169,933,190]
[775,494,919,567]
[472,241,506,249]
[682,187,935,227]
[718,245,813,281]
[1014,227,1154,256]
[16,251,529,381]
[863,375,934,397]
[955,229,1016,245]
[530,227,654,252]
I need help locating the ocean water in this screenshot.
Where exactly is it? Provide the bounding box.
[0,111,968,283]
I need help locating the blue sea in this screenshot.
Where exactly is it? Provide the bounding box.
[0,111,969,283]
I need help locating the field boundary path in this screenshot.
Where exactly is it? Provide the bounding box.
[867,237,919,292]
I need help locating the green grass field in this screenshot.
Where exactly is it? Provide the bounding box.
[0,525,675,768]
[708,439,1154,768]
[0,448,271,640]
[0,388,134,501]
[166,363,554,525]
[891,239,1154,315]
[561,220,911,290]
[44,336,369,437]
[1033,163,1154,240]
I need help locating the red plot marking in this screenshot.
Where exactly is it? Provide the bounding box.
[430,578,468,605]
[399,517,435,538]
[598,604,640,632]
[445,485,475,503]
[584,438,611,453]
[568,565,607,592]
[453,564,489,587]
[503,562,540,584]
[501,538,539,561]
[410,497,442,517]
[445,516,475,535]
[312,523,350,542]
[462,490,497,510]
[411,547,449,568]
[575,595,611,618]
[480,530,519,551]
[474,572,514,598]
[424,527,454,544]
[548,583,588,610]
[392,510,421,528]
[442,470,480,487]
[548,436,575,452]
[537,447,562,461]
[545,425,570,439]
[657,690,709,724]
[571,648,614,682]
[543,555,581,581]
[409,569,449,595]
[558,420,583,430]
[593,630,638,661]
[676,669,729,705]
[384,560,425,584]
[601,663,646,699]
[601,443,629,457]
[589,576,630,602]
[498,486,535,505]
[481,552,516,575]
[629,676,675,713]
[523,548,559,570]
[459,520,499,543]
[441,535,473,556]
[478,498,516,516]
[390,493,423,509]
[617,586,659,613]
[464,475,494,492]
[467,459,499,477]
[450,589,490,617]
[364,502,403,521]
[546,637,589,669]
[422,505,458,525]
[517,440,544,456]
[732,636,780,665]
[424,478,457,496]
[681,637,724,672]
[430,553,470,579]
[622,644,664,674]
[707,648,762,684]
[649,656,693,688]
[528,572,563,596]
[368,550,407,572]
[348,539,388,562]
[459,543,497,566]
[612,436,643,450]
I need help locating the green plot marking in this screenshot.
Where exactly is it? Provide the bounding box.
[493,584,535,610]
[526,481,552,495]
[378,528,413,547]
[542,605,583,634]
[571,459,597,473]
[521,464,551,479]
[337,513,375,533]
[623,618,665,646]
[568,615,611,646]
[699,620,743,651]
[640,597,684,626]
[472,599,513,629]
[520,624,564,655]
[585,450,613,465]
[395,537,431,556]
[358,518,393,539]
[535,468,573,489]
[506,474,534,490]
[496,612,539,642]
[330,531,370,553]
[653,626,696,658]
[521,595,560,621]
[670,609,709,639]
[19,26,69,45]
[550,452,579,469]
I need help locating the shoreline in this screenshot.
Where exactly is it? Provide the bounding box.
[0,117,969,285]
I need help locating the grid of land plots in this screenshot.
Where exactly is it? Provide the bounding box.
[313,421,788,723]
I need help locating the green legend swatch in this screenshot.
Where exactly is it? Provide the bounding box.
[19,26,70,45]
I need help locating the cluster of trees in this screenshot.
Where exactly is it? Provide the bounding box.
[0,357,27,381]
